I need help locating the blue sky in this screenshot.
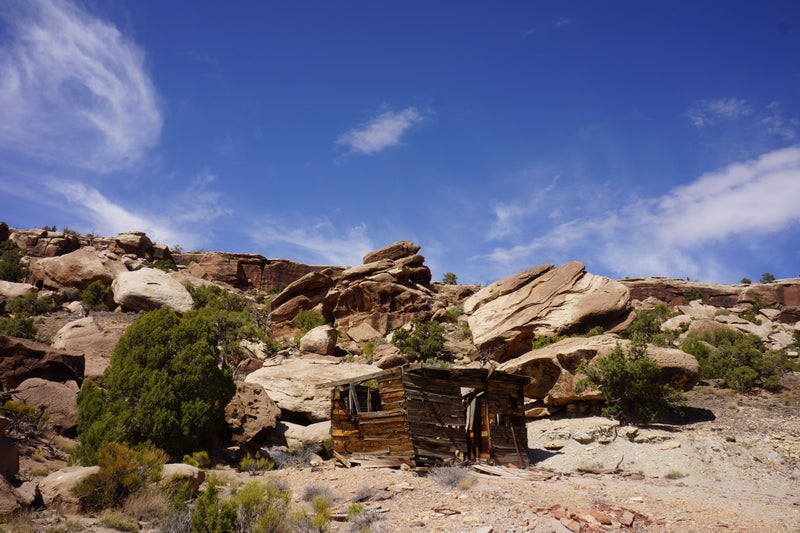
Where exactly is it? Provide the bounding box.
[1,1,799,285]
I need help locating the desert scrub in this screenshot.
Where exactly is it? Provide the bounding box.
[391,318,446,362]
[621,304,680,347]
[238,452,274,475]
[680,329,797,392]
[293,309,327,333]
[72,442,166,511]
[80,280,112,311]
[191,478,304,533]
[429,464,475,490]
[7,293,54,316]
[0,238,27,282]
[575,340,686,424]
[182,450,211,468]
[97,509,138,532]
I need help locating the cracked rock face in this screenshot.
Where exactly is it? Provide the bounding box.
[466,262,631,362]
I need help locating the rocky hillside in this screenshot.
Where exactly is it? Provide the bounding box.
[1,224,798,530]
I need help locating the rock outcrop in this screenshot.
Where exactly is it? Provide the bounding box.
[177,252,342,292]
[50,316,131,383]
[299,325,338,356]
[12,378,79,436]
[245,357,381,423]
[466,262,631,362]
[621,277,800,321]
[225,382,281,447]
[39,466,100,513]
[26,247,128,290]
[0,281,38,300]
[498,334,700,405]
[111,268,194,313]
[7,228,81,258]
[0,336,84,389]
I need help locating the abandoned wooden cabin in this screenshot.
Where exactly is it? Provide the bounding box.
[320,364,530,468]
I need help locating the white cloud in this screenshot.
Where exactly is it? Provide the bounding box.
[0,0,162,172]
[250,218,373,267]
[336,107,423,155]
[761,101,798,141]
[687,98,752,128]
[481,146,800,280]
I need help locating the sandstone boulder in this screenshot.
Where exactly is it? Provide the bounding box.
[0,281,37,300]
[346,322,383,343]
[498,335,621,404]
[112,268,193,313]
[0,336,84,389]
[8,228,80,258]
[51,316,128,383]
[183,252,267,289]
[245,357,381,423]
[467,262,631,362]
[0,477,23,520]
[333,281,442,335]
[299,325,337,355]
[26,247,127,290]
[39,466,99,513]
[13,378,78,436]
[646,346,700,391]
[271,271,335,311]
[161,463,205,492]
[225,382,281,447]
[363,241,420,264]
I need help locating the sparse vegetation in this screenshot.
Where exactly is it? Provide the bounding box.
[575,340,687,424]
[683,287,703,303]
[7,292,54,316]
[72,441,166,511]
[759,272,776,284]
[429,464,475,489]
[293,309,327,333]
[441,272,457,285]
[391,318,446,363]
[741,277,752,285]
[239,452,274,475]
[80,280,112,311]
[680,329,797,392]
[0,239,27,282]
[0,313,37,339]
[621,304,679,347]
[153,258,178,272]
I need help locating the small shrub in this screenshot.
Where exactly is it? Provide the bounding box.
[759,272,776,284]
[683,287,703,303]
[441,272,457,285]
[153,258,177,272]
[72,442,167,511]
[0,314,37,339]
[740,277,752,285]
[575,341,686,424]
[239,452,274,475]
[97,509,138,532]
[429,464,475,489]
[621,304,679,347]
[123,485,171,522]
[0,240,27,282]
[663,470,686,480]
[60,287,80,302]
[80,280,111,311]
[7,293,54,316]
[269,445,320,469]
[391,318,446,362]
[190,477,236,533]
[532,334,568,349]
[182,450,211,468]
[293,309,326,333]
[302,483,334,504]
[363,341,375,357]
[353,485,376,502]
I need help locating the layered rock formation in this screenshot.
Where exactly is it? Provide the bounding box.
[466,262,631,362]
[0,336,84,390]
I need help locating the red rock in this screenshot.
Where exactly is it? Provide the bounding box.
[0,336,84,389]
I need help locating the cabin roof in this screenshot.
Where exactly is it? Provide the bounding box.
[317,363,530,389]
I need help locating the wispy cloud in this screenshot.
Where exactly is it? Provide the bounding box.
[249,218,373,266]
[336,107,424,155]
[481,146,800,281]
[761,101,798,141]
[0,0,162,172]
[555,17,572,28]
[687,98,752,128]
